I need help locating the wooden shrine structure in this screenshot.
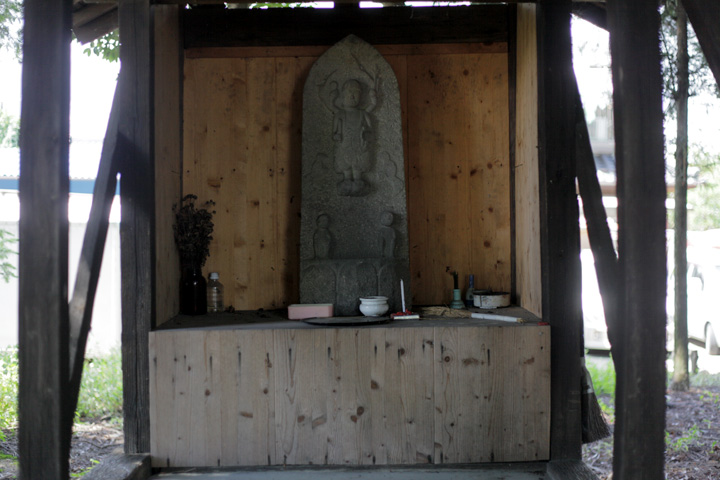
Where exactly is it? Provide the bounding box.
[17,0,720,478]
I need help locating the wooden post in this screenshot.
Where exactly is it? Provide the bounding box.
[17,0,73,477]
[607,0,667,478]
[536,0,582,461]
[672,3,690,392]
[119,0,155,454]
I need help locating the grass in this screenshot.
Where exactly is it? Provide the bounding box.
[0,346,123,435]
[586,356,616,419]
[0,347,18,440]
[75,348,123,422]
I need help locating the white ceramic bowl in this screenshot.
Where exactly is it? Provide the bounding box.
[359,296,389,316]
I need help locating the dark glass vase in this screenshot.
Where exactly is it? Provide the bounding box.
[180,266,207,315]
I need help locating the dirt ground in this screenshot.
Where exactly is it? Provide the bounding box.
[1,386,719,479]
[583,385,720,479]
[0,421,123,479]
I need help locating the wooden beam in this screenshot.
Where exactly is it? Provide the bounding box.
[536,0,583,461]
[81,454,151,480]
[573,78,619,350]
[154,4,184,325]
[118,0,155,454]
[508,4,518,301]
[607,0,667,478]
[572,2,606,30]
[18,0,73,477]
[73,8,118,44]
[68,80,122,420]
[183,5,509,48]
[683,0,720,90]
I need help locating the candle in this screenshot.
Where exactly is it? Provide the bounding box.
[400,279,406,312]
[453,271,458,289]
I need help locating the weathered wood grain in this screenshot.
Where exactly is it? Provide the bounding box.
[18,0,72,476]
[536,0,583,461]
[118,0,154,454]
[435,326,550,463]
[183,45,511,308]
[608,0,668,477]
[236,330,276,465]
[150,323,549,467]
[514,4,542,317]
[154,4,183,326]
[405,52,511,304]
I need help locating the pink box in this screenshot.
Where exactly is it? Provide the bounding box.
[287,303,334,320]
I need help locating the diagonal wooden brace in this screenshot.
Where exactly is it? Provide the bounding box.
[572,75,620,355]
[67,72,124,423]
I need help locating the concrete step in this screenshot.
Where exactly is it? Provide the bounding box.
[151,463,548,480]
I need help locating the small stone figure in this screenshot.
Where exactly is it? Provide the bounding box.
[313,213,333,259]
[325,78,377,196]
[378,211,397,258]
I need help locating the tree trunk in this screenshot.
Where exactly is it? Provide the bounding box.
[672,2,690,392]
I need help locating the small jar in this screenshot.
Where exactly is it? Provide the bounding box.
[359,296,389,317]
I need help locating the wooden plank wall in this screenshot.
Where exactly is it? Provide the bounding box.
[513,5,542,317]
[181,44,511,312]
[149,324,550,467]
[154,4,183,332]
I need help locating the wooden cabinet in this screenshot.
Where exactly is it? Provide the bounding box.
[149,311,550,467]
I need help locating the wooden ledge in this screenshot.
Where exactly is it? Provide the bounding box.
[82,454,151,480]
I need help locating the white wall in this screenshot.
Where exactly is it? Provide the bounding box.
[0,191,122,354]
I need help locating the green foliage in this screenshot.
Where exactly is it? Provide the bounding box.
[75,349,123,421]
[666,424,701,452]
[586,358,616,397]
[586,358,616,420]
[0,0,22,60]
[82,30,120,64]
[0,347,123,442]
[70,458,100,477]
[692,370,720,388]
[0,230,17,284]
[660,0,719,117]
[0,108,19,148]
[0,346,18,440]
[249,2,310,8]
[686,146,720,231]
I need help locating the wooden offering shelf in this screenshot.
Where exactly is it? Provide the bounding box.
[149,308,550,468]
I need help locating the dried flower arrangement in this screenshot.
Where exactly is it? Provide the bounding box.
[173,194,216,269]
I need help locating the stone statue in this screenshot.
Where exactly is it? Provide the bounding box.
[320,78,377,197]
[300,35,411,315]
[313,213,333,259]
[378,211,396,258]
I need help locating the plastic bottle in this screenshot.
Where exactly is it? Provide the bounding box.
[465,274,475,307]
[207,272,224,313]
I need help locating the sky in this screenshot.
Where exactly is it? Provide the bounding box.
[0,39,119,178]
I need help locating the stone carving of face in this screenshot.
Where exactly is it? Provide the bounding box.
[317,214,330,228]
[342,80,362,108]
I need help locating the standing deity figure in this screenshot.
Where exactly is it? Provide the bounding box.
[323,78,377,196]
[313,213,333,259]
[378,211,397,259]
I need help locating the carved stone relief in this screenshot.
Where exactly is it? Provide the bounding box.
[300,35,411,315]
